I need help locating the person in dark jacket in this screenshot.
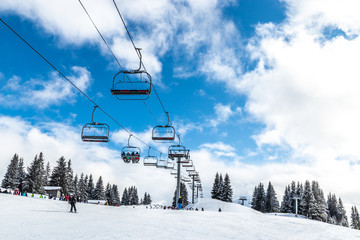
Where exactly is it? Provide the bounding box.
[177,196,182,210]
[69,194,77,213]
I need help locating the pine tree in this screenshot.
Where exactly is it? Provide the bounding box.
[281,185,292,213]
[26,153,46,194]
[218,174,224,200]
[73,174,79,197]
[2,153,20,189]
[221,173,233,202]
[49,156,68,194]
[121,188,129,205]
[351,206,360,230]
[66,160,74,193]
[45,162,51,185]
[295,182,304,215]
[94,176,105,200]
[265,181,279,213]
[211,172,220,199]
[105,183,112,205]
[17,157,26,193]
[78,173,87,202]
[337,198,349,227]
[311,181,327,221]
[112,184,120,206]
[300,180,315,218]
[327,193,338,224]
[87,174,95,200]
[129,186,139,205]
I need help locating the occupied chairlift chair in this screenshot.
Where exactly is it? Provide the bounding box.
[111,48,152,100]
[152,112,176,142]
[81,106,110,142]
[143,147,158,166]
[121,135,141,163]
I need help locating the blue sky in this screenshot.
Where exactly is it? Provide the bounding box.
[1,0,360,205]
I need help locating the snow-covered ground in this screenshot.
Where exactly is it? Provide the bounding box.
[1,194,360,240]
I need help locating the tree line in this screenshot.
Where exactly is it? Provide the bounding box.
[251,180,350,228]
[1,153,151,206]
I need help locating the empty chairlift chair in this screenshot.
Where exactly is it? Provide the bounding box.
[152,112,176,142]
[121,135,141,163]
[111,48,152,100]
[143,147,158,166]
[81,106,110,143]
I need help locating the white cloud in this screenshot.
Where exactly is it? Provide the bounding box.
[209,103,242,127]
[0,66,91,108]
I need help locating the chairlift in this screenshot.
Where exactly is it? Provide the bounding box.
[168,135,190,160]
[186,167,196,173]
[188,171,199,177]
[81,106,110,142]
[170,169,177,175]
[182,160,193,168]
[156,157,167,168]
[143,147,158,166]
[165,160,175,169]
[121,135,141,163]
[152,112,176,142]
[111,48,152,100]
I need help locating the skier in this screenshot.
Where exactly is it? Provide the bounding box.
[177,196,182,210]
[69,194,77,213]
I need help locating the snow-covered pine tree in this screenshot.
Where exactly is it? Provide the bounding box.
[94,176,105,200]
[49,156,68,194]
[73,174,79,197]
[265,181,279,213]
[17,157,26,194]
[121,188,129,205]
[251,186,258,210]
[105,183,112,205]
[129,186,139,205]
[300,180,315,218]
[251,183,266,212]
[211,172,220,199]
[350,206,360,230]
[337,198,349,227]
[290,181,297,213]
[112,184,120,206]
[66,159,74,194]
[26,153,46,194]
[87,174,95,200]
[280,185,290,213]
[217,174,224,201]
[1,153,20,189]
[221,173,233,202]
[78,173,87,202]
[295,182,304,214]
[45,162,51,185]
[311,181,327,222]
[327,193,338,224]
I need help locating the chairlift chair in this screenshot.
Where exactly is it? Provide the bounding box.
[182,160,193,168]
[143,147,158,166]
[165,160,175,169]
[121,135,141,163]
[186,166,196,172]
[170,169,177,175]
[168,135,190,160]
[81,106,110,142]
[111,48,152,100]
[156,158,167,168]
[152,112,176,142]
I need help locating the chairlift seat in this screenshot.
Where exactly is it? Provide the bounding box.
[81,122,110,143]
[143,156,158,166]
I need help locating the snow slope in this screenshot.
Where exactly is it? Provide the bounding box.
[1,194,360,240]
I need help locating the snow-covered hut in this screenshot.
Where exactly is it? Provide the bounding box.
[43,186,61,198]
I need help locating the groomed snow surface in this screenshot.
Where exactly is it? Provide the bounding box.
[1,194,360,240]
